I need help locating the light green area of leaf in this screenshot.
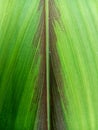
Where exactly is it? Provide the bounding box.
[54,0,98,129]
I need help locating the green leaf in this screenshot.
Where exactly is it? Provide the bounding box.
[0,0,98,130]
